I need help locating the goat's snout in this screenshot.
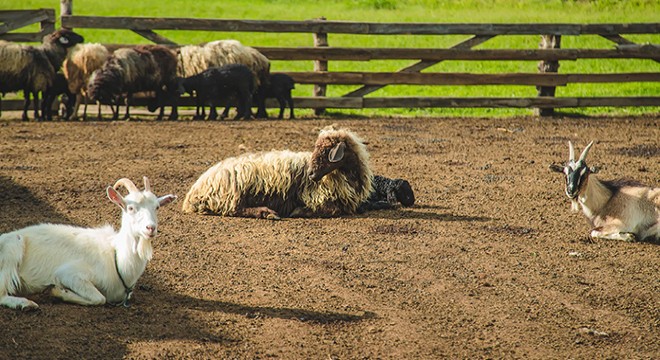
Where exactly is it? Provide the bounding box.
[145,225,157,237]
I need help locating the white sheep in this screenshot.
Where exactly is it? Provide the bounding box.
[0,177,176,310]
[62,43,111,120]
[181,126,373,219]
[0,29,84,120]
[550,141,660,242]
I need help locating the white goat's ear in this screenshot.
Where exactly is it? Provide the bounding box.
[58,36,69,45]
[158,194,177,208]
[549,164,565,173]
[107,186,126,210]
[328,142,346,163]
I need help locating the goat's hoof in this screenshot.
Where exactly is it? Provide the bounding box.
[20,301,39,311]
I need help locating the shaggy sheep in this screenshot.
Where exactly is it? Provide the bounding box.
[176,40,270,117]
[181,126,373,219]
[62,43,110,120]
[0,29,84,120]
[358,175,416,212]
[255,73,295,119]
[174,64,256,120]
[88,45,178,120]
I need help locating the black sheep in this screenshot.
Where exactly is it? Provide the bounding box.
[41,73,75,121]
[177,64,255,120]
[358,175,415,212]
[256,73,295,119]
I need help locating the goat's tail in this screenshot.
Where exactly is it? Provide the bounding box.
[0,233,25,296]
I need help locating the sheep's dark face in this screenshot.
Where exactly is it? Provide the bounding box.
[395,180,415,207]
[46,29,84,49]
[308,138,347,182]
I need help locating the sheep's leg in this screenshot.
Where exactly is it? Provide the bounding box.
[220,105,230,119]
[22,90,31,121]
[287,95,295,119]
[168,95,178,121]
[276,96,286,119]
[123,93,132,120]
[235,207,281,220]
[208,105,218,120]
[51,270,106,306]
[71,93,82,120]
[33,91,42,120]
[255,94,268,119]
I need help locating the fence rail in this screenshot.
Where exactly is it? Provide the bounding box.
[0,9,55,42]
[2,12,659,116]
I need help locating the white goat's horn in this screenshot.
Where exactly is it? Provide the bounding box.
[579,141,594,162]
[568,141,575,162]
[113,178,140,193]
[143,176,151,192]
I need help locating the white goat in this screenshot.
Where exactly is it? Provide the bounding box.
[0,177,176,310]
[550,141,660,242]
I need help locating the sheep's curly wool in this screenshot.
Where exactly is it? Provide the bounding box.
[182,127,373,218]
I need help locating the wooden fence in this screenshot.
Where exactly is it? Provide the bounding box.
[0,9,55,42]
[2,10,659,116]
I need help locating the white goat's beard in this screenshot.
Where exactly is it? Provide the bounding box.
[570,200,580,213]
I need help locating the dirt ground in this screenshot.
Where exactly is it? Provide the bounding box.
[0,112,658,359]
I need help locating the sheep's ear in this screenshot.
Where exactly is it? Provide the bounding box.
[328,142,346,163]
[549,164,565,173]
[157,194,177,208]
[107,186,126,210]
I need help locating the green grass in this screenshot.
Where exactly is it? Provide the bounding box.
[5,0,660,117]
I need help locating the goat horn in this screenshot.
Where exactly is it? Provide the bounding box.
[113,178,139,193]
[578,141,594,162]
[143,176,151,192]
[568,141,575,162]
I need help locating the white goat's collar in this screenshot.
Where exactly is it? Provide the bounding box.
[112,250,134,307]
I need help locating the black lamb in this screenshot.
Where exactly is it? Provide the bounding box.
[41,73,75,121]
[358,175,416,212]
[176,64,255,120]
[256,73,295,119]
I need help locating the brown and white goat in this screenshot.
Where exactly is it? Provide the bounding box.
[550,141,660,242]
[0,177,176,310]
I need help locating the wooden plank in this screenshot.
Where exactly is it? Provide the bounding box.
[132,30,178,45]
[0,33,47,42]
[285,72,660,86]
[3,97,657,112]
[0,9,51,34]
[255,46,660,61]
[61,16,660,35]
[343,35,494,98]
[359,97,660,108]
[601,34,660,65]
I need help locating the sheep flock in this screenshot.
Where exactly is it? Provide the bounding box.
[0,29,292,121]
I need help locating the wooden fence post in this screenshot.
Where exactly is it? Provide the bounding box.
[313,17,328,116]
[60,0,73,29]
[535,34,561,116]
